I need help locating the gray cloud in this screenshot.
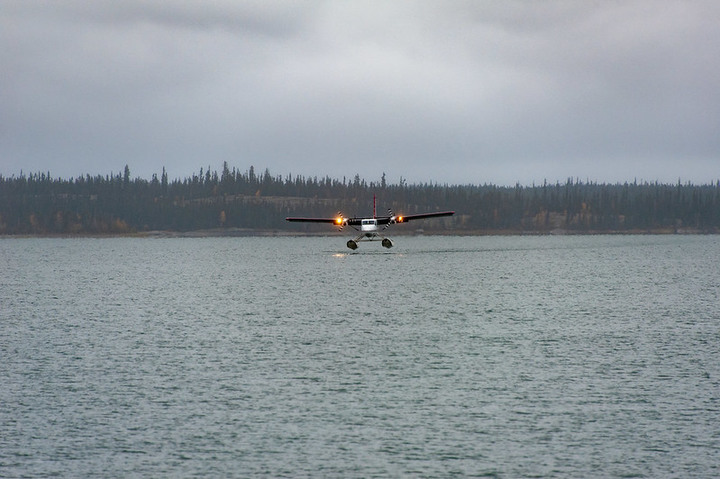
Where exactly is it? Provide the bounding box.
[2,0,718,185]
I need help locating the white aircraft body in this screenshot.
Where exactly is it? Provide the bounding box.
[286,197,454,249]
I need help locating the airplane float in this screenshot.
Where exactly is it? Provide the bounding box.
[286,196,454,249]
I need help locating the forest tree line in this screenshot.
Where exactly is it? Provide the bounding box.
[1,163,719,235]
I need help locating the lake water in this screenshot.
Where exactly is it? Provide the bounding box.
[1,235,719,477]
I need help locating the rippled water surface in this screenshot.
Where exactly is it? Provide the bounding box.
[2,235,719,477]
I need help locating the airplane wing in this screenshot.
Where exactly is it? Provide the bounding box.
[392,211,454,223]
[286,211,454,225]
[285,217,340,224]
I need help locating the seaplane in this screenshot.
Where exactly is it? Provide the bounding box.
[286,196,454,249]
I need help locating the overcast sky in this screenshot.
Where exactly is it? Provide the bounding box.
[2,1,719,186]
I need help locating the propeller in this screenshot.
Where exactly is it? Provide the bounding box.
[335,212,345,231]
[384,208,394,230]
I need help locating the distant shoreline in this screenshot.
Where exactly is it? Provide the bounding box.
[2,227,717,239]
